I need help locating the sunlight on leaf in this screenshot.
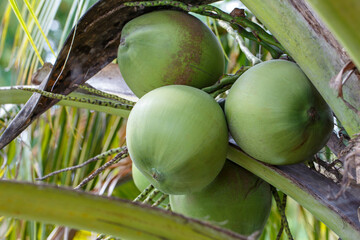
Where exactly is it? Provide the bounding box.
[24,0,56,57]
[19,0,62,84]
[0,4,12,57]
[0,168,5,178]
[73,230,94,239]
[9,0,44,65]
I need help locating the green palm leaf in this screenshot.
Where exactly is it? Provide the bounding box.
[9,0,44,65]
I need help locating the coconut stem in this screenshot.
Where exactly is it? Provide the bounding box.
[143,188,161,204]
[210,85,232,98]
[134,184,168,207]
[77,84,135,105]
[202,67,249,97]
[36,147,127,181]
[133,184,155,202]
[275,193,288,240]
[15,86,134,110]
[74,149,129,190]
[152,193,169,207]
[123,1,285,56]
[271,186,293,240]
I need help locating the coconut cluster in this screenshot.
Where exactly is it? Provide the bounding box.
[118,10,333,238]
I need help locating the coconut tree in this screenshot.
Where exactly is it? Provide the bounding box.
[0,0,359,239]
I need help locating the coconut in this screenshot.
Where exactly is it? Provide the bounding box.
[170,160,272,237]
[118,10,224,97]
[225,60,333,165]
[126,85,228,194]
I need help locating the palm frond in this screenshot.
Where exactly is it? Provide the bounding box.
[9,0,44,65]
[24,0,56,57]
[0,4,12,57]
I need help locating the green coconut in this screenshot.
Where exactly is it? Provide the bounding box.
[225,60,333,165]
[126,85,228,195]
[117,10,225,97]
[170,160,272,237]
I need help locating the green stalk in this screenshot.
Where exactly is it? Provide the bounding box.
[239,0,360,136]
[0,86,131,118]
[0,180,246,240]
[202,69,249,94]
[227,145,360,240]
[305,0,360,70]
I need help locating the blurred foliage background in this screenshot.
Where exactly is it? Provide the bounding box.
[0,0,339,239]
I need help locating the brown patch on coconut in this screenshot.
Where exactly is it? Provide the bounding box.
[162,11,204,86]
